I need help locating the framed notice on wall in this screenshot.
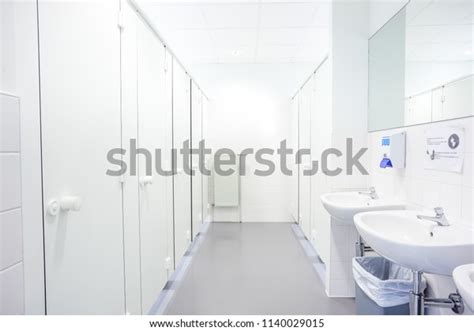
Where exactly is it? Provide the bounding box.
[424,126,465,173]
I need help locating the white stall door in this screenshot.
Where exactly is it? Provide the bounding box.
[136,16,173,313]
[298,82,312,240]
[201,97,210,223]
[173,60,192,262]
[310,61,331,264]
[191,83,203,239]
[39,0,125,314]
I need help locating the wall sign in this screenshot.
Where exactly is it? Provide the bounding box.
[424,126,464,173]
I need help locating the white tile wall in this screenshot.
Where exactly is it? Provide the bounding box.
[368,117,473,227]
[0,96,20,152]
[0,263,25,315]
[0,154,22,211]
[0,209,23,270]
[0,93,24,315]
[368,116,474,314]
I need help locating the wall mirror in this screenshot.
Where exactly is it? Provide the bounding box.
[368,1,473,132]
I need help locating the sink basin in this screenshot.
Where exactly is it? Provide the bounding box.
[453,264,474,311]
[354,210,474,275]
[320,191,405,223]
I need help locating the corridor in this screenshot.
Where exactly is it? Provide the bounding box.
[163,223,355,315]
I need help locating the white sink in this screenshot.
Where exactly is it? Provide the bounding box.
[354,210,474,275]
[320,191,405,223]
[453,264,474,311]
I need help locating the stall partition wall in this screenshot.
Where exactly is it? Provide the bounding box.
[309,61,331,265]
[298,81,312,241]
[39,0,125,314]
[191,82,203,240]
[172,58,192,263]
[289,96,299,223]
[37,0,205,314]
[134,6,174,314]
[292,59,331,265]
[201,98,209,223]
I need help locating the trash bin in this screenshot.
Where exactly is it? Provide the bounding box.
[352,256,426,315]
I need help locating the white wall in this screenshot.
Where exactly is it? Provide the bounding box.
[368,0,474,315]
[324,0,370,298]
[194,63,306,222]
[368,117,473,314]
[0,0,45,314]
[0,93,24,315]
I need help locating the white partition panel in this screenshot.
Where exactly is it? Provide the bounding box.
[172,60,192,262]
[120,1,141,314]
[310,60,331,264]
[298,79,312,239]
[39,0,125,314]
[289,96,299,222]
[201,97,210,222]
[191,83,203,238]
[136,15,173,313]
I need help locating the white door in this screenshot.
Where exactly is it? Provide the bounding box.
[191,83,202,238]
[172,60,192,262]
[310,61,331,264]
[201,97,210,223]
[39,0,125,314]
[298,80,312,240]
[136,16,173,313]
[290,96,299,222]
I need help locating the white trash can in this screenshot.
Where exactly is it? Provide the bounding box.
[352,257,426,315]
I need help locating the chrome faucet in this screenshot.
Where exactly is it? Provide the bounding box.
[417,207,450,226]
[359,186,379,199]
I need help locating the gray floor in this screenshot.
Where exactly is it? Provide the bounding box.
[164,222,355,315]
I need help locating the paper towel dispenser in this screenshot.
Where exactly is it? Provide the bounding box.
[379,132,406,169]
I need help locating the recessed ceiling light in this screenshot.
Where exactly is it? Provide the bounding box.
[464,50,472,56]
[231,50,242,57]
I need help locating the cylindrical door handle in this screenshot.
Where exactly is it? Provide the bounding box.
[47,196,82,216]
[139,176,153,186]
[60,196,82,212]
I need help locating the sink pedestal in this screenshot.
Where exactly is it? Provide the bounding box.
[410,271,464,315]
[325,217,360,297]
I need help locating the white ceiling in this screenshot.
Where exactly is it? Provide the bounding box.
[405,0,474,62]
[137,0,330,65]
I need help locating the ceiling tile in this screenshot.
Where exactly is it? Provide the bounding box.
[260,3,318,28]
[164,29,213,49]
[211,29,258,47]
[202,4,260,28]
[310,2,330,27]
[141,4,206,29]
[294,43,328,62]
[216,45,255,63]
[259,28,306,46]
[301,27,329,46]
[256,44,297,61]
